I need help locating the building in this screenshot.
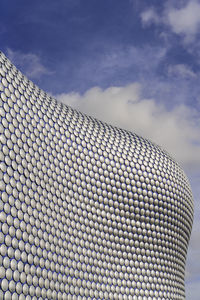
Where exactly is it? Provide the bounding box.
[0,51,193,299]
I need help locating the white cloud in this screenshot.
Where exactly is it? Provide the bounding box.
[167,1,200,42]
[141,8,160,26]
[140,1,200,43]
[55,82,200,171]
[6,48,52,79]
[168,63,197,78]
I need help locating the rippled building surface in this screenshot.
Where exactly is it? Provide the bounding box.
[0,52,193,299]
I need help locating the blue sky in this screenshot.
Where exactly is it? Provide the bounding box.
[1,0,200,298]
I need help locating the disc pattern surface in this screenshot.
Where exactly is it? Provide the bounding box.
[0,52,193,299]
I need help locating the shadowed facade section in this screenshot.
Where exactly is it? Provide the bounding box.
[0,52,193,299]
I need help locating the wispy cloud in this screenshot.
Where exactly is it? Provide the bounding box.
[168,63,197,78]
[141,0,200,43]
[6,48,52,79]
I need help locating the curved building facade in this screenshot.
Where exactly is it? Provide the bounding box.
[0,51,193,299]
